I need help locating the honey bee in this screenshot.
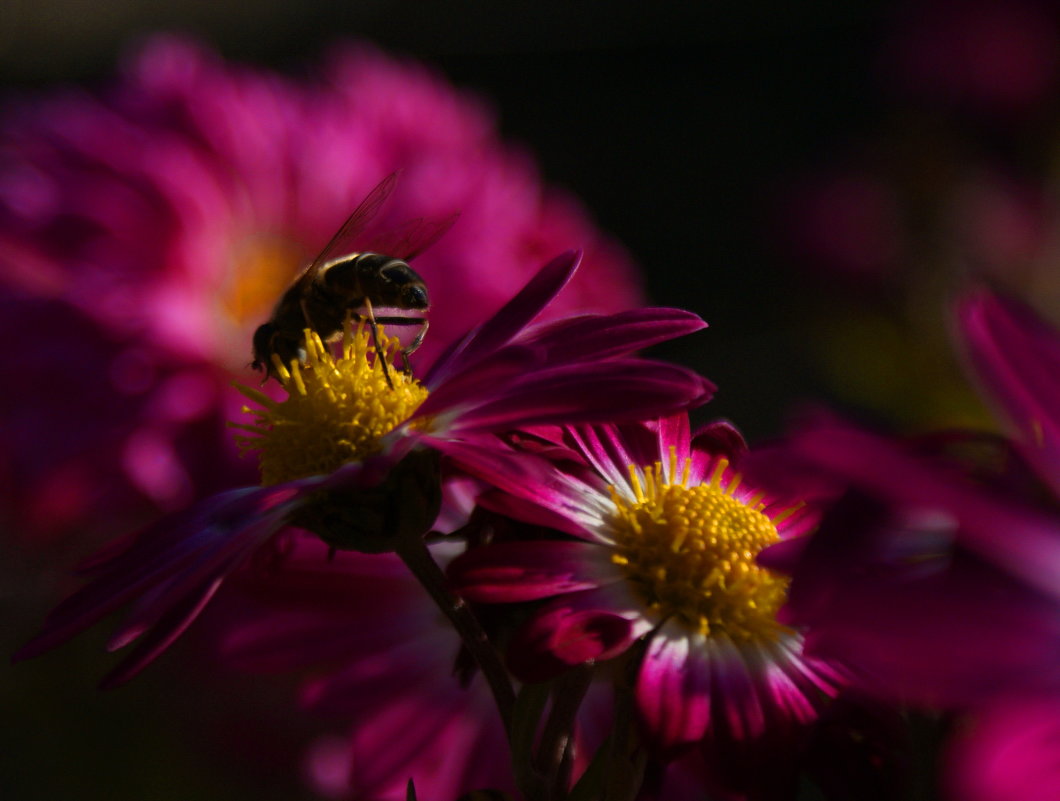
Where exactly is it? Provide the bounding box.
[251,172,457,385]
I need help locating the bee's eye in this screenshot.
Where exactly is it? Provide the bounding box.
[381,264,413,285]
[405,285,428,308]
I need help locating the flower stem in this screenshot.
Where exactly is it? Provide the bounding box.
[537,664,594,801]
[603,648,647,801]
[395,534,517,731]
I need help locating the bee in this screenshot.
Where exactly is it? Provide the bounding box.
[251,172,457,385]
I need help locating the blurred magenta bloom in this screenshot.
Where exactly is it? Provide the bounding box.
[959,289,1060,497]
[751,423,1060,707]
[883,0,1060,118]
[221,533,513,801]
[776,168,905,285]
[945,693,1060,801]
[0,35,642,542]
[744,290,1060,713]
[15,253,711,688]
[448,415,845,776]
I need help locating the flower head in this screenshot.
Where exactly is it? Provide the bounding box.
[234,325,429,486]
[0,36,643,541]
[15,252,712,686]
[448,414,843,756]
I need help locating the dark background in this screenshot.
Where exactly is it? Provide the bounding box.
[2,3,924,800]
[0,0,893,440]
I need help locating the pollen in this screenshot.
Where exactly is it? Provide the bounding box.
[232,324,428,486]
[608,453,792,643]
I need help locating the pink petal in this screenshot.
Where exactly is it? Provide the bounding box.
[959,290,1060,496]
[425,250,579,385]
[517,307,707,363]
[507,587,648,682]
[448,540,617,602]
[636,630,712,749]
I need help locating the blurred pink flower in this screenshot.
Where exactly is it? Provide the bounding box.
[0,35,642,543]
[776,168,905,285]
[945,693,1060,801]
[948,172,1047,284]
[221,533,514,801]
[883,0,1060,118]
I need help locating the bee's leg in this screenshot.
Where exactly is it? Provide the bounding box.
[362,298,394,389]
[370,316,428,374]
[401,319,429,373]
[299,298,321,334]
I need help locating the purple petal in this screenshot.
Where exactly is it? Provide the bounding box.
[691,420,748,462]
[424,251,580,385]
[794,556,1060,706]
[566,423,651,492]
[447,540,616,602]
[790,423,1060,603]
[516,307,707,363]
[636,630,713,749]
[14,483,303,665]
[958,290,1060,496]
[656,413,692,463]
[506,587,647,682]
[708,637,768,741]
[424,360,714,432]
[474,487,593,538]
[99,574,224,688]
[432,437,608,538]
[946,693,1060,801]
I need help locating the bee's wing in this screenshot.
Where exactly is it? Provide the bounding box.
[367,212,460,262]
[302,172,400,278]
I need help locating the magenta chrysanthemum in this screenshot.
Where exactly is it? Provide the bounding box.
[448,414,844,753]
[0,36,642,540]
[15,252,712,688]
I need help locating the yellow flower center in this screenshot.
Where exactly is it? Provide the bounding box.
[608,451,795,643]
[232,324,429,485]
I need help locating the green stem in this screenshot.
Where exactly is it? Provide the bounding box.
[537,665,594,801]
[395,535,517,733]
[603,648,647,801]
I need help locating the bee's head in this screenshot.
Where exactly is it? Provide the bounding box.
[380,261,429,310]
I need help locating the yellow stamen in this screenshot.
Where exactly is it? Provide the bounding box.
[609,459,791,643]
[232,324,428,486]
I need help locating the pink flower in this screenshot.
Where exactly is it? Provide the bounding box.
[734,289,1060,800]
[945,693,1060,801]
[0,35,643,542]
[738,291,1060,712]
[883,0,1060,118]
[959,289,1060,498]
[748,421,1060,707]
[14,253,712,688]
[775,168,905,285]
[448,415,844,766]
